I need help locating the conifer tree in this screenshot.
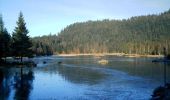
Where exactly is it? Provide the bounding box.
[0,15,11,61]
[12,12,32,62]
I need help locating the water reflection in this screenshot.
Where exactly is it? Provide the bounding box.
[13,68,34,100]
[62,65,105,85]
[41,64,106,85]
[107,58,170,83]
[0,56,170,100]
[0,68,10,100]
[0,67,34,100]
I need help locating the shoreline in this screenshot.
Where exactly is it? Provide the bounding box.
[57,53,164,58]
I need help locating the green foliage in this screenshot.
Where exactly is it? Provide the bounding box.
[0,15,11,59]
[33,9,170,55]
[1,9,170,57]
[31,38,53,56]
[11,12,32,60]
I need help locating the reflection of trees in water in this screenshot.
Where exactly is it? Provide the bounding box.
[0,68,34,100]
[13,68,34,100]
[0,68,11,100]
[56,65,105,85]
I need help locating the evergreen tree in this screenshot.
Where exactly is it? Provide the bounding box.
[32,9,170,55]
[0,15,11,61]
[12,12,32,62]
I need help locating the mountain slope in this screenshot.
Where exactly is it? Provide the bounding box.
[32,9,170,55]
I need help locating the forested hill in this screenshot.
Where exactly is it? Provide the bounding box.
[32,9,170,55]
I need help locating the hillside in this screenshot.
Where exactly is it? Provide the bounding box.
[32,9,170,55]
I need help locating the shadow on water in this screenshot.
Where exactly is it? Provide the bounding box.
[0,68,11,100]
[13,68,34,100]
[0,67,34,100]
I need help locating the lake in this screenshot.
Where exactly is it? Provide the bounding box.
[0,56,170,100]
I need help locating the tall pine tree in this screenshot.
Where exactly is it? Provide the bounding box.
[12,12,32,62]
[0,14,11,61]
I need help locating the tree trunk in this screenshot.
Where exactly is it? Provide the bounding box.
[20,67,23,80]
[20,56,23,62]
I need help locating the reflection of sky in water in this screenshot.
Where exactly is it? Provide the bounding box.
[30,72,87,100]
[0,56,170,100]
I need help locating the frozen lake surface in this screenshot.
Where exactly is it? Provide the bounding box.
[0,56,170,100]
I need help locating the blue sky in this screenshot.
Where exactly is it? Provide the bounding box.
[0,0,170,37]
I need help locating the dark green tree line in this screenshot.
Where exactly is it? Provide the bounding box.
[33,9,170,55]
[32,34,59,55]
[1,9,170,58]
[31,39,53,56]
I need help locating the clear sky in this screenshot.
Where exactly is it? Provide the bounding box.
[0,0,170,37]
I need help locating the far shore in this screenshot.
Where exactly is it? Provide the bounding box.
[57,53,164,58]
